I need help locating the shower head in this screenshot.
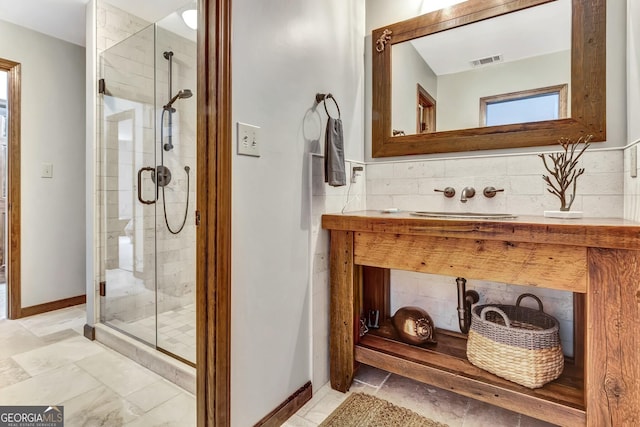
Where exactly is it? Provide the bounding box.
[163,89,193,111]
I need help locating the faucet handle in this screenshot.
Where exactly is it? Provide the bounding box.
[483,186,505,198]
[434,187,455,198]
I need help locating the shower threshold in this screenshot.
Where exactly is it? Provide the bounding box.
[95,323,196,394]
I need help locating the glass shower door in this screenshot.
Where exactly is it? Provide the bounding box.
[99,25,158,347]
[154,20,197,365]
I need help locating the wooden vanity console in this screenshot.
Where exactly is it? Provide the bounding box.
[322,211,640,426]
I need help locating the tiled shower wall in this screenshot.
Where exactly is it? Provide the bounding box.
[365,149,624,358]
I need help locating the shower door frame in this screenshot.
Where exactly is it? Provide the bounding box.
[197,0,232,425]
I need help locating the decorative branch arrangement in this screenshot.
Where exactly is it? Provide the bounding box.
[539,135,593,211]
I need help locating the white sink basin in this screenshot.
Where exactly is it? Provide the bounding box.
[410,211,517,219]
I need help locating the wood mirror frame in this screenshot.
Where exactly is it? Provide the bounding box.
[371,0,606,157]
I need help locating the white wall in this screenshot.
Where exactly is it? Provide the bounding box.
[392,42,437,134]
[627,0,640,145]
[231,0,364,424]
[0,19,86,307]
[436,51,570,131]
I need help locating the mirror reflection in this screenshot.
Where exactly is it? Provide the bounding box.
[391,0,571,136]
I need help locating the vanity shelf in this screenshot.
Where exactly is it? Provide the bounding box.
[323,211,640,427]
[359,324,584,426]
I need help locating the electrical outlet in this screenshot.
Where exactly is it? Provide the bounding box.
[41,162,53,178]
[237,122,260,157]
[351,166,364,183]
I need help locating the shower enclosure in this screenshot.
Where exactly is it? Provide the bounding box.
[98,8,197,365]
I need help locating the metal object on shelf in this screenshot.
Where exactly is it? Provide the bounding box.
[392,306,437,345]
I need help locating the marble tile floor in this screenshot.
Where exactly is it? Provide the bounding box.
[285,365,558,427]
[0,305,195,426]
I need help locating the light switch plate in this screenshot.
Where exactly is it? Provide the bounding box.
[631,146,637,178]
[237,122,260,157]
[41,162,53,178]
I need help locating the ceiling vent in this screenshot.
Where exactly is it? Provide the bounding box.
[470,54,503,67]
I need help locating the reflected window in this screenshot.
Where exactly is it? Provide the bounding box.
[480,84,568,127]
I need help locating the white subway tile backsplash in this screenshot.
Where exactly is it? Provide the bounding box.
[506,155,545,176]
[389,195,442,212]
[444,157,508,177]
[578,173,624,195]
[506,175,545,195]
[365,195,394,211]
[368,178,419,195]
[581,150,623,174]
[393,161,445,179]
[366,163,394,180]
[581,195,624,217]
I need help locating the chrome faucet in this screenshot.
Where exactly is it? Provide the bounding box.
[460,186,475,203]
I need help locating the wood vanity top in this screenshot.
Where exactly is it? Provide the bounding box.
[322,210,640,250]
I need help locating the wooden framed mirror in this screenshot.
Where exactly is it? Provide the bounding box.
[371,0,605,157]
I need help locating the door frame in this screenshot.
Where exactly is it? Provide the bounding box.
[0,58,21,320]
[197,0,232,425]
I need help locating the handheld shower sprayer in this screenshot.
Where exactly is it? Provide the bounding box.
[163,89,193,151]
[163,89,193,112]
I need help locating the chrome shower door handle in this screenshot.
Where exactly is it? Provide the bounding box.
[137,166,156,205]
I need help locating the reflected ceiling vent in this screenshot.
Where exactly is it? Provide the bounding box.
[470,54,503,67]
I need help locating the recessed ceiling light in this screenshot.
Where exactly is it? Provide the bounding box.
[182,9,197,30]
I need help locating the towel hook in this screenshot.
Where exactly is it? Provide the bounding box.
[315,93,341,120]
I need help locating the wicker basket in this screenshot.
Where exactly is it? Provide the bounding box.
[466,293,564,389]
